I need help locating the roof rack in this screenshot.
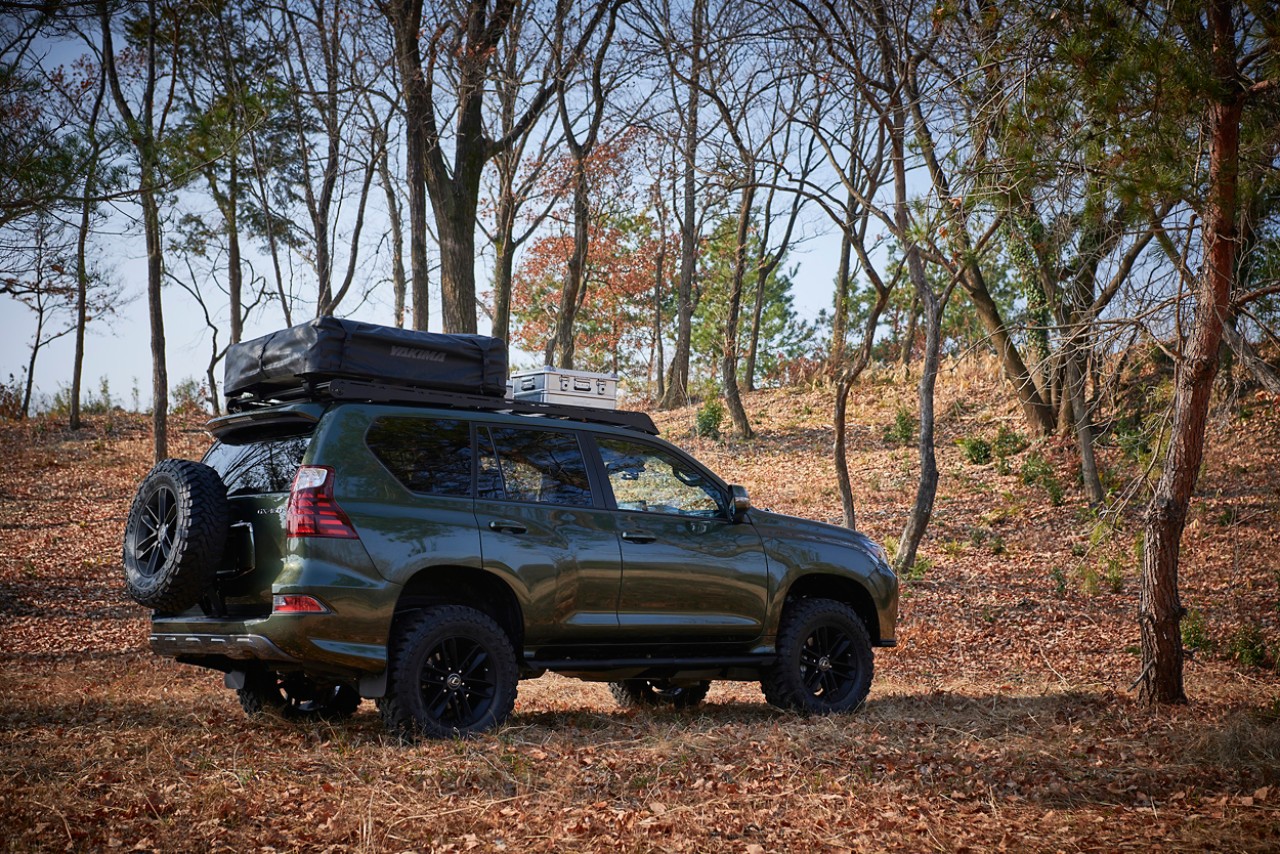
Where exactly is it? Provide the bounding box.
[226,378,659,435]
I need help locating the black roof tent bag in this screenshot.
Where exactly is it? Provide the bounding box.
[224,317,509,400]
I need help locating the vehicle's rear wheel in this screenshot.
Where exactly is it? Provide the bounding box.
[237,670,361,720]
[608,679,711,709]
[761,597,873,715]
[122,459,229,612]
[380,605,518,739]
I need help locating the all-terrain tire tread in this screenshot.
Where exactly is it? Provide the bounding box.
[760,597,874,714]
[122,459,229,612]
[380,605,518,740]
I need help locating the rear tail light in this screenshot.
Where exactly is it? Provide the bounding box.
[287,465,359,539]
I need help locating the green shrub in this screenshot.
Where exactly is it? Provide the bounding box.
[0,374,25,419]
[1113,416,1150,463]
[1182,608,1213,653]
[695,398,724,439]
[1021,451,1064,506]
[1103,557,1124,593]
[957,436,992,465]
[1227,624,1272,669]
[1079,564,1100,595]
[992,425,1028,459]
[884,406,916,446]
[170,377,208,415]
[903,554,932,582]
[1050,566,1067,596]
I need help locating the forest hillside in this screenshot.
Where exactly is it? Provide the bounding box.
[2,361,1278,851]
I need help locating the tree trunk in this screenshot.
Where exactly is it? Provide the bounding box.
[385,0,431,331]
[1140,0,1242,705]
[492,234,516,344]
[71,65,105,430]
[722,184,755,439]
[834,283,892,529]
[1065,342,1104,503]
[899,293,918,369]
[653,239,666,399]
[829,226,853,373]
[436,207,479,333]
[551,159,591,369]
[376,136,408,328]
[143,183,168,460]
[658,0,704,410]
[21,297,43,419]
[896,283,941,575]
[960,265,1055,435]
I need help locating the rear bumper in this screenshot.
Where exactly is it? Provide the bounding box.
[149,611,388,676]
[150,631,297,662]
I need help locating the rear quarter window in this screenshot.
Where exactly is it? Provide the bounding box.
[203,435,312,496]
[365,416,473,497]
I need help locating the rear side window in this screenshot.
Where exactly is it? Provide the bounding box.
[203,435,311,496]
[479,426,593,507]
[366,417,473,497]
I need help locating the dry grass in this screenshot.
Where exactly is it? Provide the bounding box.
[2,363,1279,852]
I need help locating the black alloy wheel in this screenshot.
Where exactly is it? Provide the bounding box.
[381,605,518,739]
[122,459,229,612]
[761,597,873,715]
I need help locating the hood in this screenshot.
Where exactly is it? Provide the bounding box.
[749,508,892,569]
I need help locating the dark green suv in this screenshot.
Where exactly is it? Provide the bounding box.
[124,384,897,738]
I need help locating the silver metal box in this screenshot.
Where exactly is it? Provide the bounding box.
[510,367,618,410]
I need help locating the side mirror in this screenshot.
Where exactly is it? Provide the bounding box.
[730,484,751,521]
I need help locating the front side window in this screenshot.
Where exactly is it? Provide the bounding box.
[598,438,725,518]
[480,426,593,507]
[366,417,472,497]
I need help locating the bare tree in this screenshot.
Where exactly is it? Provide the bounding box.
[97,0,180,459]
[273,0,384,319]
[634,0,713,409]
[545,2,623,369]
[381,0,615,333]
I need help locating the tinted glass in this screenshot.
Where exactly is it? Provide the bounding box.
[366,417,473,497]
[203,435,311,496]
[484,426,593,507]
[476,427,505,501]
[598,438,725,518]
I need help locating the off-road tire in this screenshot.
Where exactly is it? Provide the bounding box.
[122,459,229,612]
[608,679,711,709]
[238,670,361,720]
[761,597,873,715]
[380,605,518,740]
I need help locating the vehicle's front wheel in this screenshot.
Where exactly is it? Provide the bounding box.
[380,605,518,739]
[761,598,873,715]
[608,679,710,709]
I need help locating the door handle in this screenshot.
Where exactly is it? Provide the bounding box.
[488,520,527,535]
[621,531,656,544]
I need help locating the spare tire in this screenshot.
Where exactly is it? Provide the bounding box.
[122,459,230,612]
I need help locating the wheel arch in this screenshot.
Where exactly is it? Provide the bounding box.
[782,574,881,644]
[393,565,525,652]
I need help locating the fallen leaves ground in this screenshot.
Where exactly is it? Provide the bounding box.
[2,361,1278,852]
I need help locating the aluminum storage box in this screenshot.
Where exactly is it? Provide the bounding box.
[510,367,618,410]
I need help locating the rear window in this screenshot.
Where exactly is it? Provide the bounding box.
[203,435,311,496]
